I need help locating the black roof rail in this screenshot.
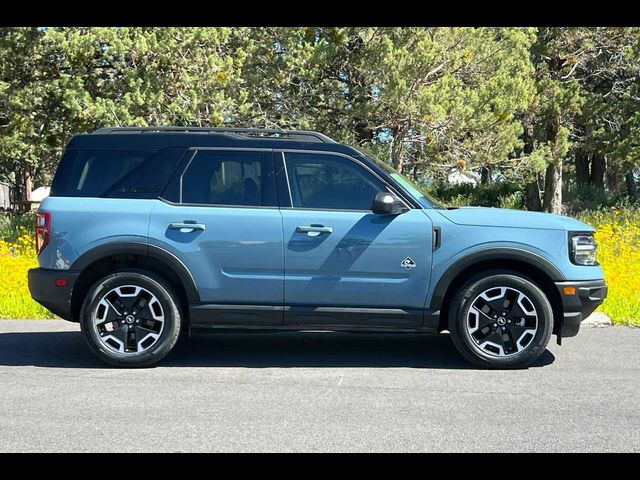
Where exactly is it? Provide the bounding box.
[92,126,337,143]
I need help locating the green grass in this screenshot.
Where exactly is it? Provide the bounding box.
[0,212,35,243]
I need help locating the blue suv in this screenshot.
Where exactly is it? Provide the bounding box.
[28,127,607,368]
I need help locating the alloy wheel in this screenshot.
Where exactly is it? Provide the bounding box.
[465,286,539,357]
[92,285,165,354]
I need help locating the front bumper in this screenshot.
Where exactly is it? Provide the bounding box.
[555,279,608,337]
[28,268,80,321]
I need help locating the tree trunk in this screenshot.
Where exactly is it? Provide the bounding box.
[575,150,590,187]
[626,171,638,200]
[480,166,491,185]
[412,163,419,181]
[391,127,406,173]
[542,116,563,215]
[14,165,32,212]
[22,164,33,213]
[393,148,405,173]
[525,175,543,211]
[522,122,542,211]
[23,165,32,202]
[606,168,621,194]
[13,169,23,202]
[590,154,606,190]
[543,164,562,214]
[353,118,372,144]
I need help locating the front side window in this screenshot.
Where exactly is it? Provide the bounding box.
[284,153,385,210]
[179,150,276,207]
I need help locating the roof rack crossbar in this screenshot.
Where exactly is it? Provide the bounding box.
[93,127,336,143]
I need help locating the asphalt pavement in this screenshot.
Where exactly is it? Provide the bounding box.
[0,319,638,452]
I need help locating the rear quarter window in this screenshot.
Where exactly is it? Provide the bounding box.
[51,148,185,198]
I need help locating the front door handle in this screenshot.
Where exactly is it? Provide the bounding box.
[296,225,333,235]
[169,222,206,232]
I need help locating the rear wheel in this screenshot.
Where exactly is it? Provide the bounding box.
[80,270,182,367]
[448,271,553,369]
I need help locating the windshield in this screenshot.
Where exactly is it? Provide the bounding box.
[388,172,447,209]
[366,155,447,209]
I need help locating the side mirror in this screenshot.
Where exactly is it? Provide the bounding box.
[371,192,408,215]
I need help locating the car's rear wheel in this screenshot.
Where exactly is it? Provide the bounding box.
[80,270,182,367]
[448,270,553,369]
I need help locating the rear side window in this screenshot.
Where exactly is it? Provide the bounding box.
[51,149,184,198]
[169,150,277,207]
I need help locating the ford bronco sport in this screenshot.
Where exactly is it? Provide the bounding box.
[28,127,607,368]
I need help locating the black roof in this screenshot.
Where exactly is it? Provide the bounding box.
[66,127,363,158]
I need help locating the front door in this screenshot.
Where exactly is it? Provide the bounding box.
[149,148,284,326]
[279,151,432,328]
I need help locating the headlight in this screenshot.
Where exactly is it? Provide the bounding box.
[569,232,598,265]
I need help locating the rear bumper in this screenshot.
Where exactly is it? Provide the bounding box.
[28,268,80,321]
[555,279,608,337]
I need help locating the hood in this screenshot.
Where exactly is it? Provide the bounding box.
[438,207,594,231]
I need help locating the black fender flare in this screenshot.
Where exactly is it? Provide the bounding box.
[70,241,200,302]
[429,247,566,310]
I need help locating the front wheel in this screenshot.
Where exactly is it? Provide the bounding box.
[80,270,182,367]
[448,271,553,369]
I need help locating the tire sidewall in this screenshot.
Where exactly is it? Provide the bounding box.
[80,270,182,367]
[449,271,553,369]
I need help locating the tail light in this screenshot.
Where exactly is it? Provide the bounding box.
[35,212,51,255]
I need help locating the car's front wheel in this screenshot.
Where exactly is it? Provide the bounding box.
[80,270,182,367]
[448,270,553,369]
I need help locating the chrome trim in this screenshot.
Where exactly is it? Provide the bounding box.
[178,150,197,204]
[157,197,281,210]
[281,151,294,207]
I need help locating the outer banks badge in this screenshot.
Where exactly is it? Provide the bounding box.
[401,257,416,270]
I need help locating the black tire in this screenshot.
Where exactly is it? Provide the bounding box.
[80,270,182,367]
[448,270,553,369]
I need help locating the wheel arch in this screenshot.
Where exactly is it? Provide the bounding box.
[432,248,564,334]
[69,242,199,322]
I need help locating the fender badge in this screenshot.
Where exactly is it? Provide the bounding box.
[401,257,416,270]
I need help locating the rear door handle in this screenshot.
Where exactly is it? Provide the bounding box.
[296,225,333,235]
[169,222,206,232]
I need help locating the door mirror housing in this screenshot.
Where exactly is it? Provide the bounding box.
[371,192,408,215]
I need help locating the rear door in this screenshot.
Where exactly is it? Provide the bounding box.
[149,148,284,326]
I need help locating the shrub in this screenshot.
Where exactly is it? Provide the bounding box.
[0,228,56,319]
[577,206,640,326]
[0,212,36,243]
[428,181,525,208]
[498,191,525,210]
[563,184,632,215]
